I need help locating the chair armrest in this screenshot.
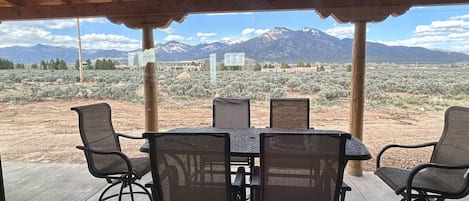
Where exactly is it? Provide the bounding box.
[232,167,245,188]
[405,162,469,201]
[116,133,145,140]
[76,145,133,173]
[376,142,438,168]
[231,167,246,201]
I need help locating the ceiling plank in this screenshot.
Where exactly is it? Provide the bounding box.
[0,0,468,21]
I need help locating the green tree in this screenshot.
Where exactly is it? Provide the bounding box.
[0,58,14,69]
[297,61,305,67]
[346,64,352,72]
[305,63,311,67]
[219,63,227,70]
[31,63,39,69]
[74,60,80,70]
[15,63,25,69]
[84,59,93,70]
[280,62,290,69]
[253,63,262,71]
[40,60,48,70]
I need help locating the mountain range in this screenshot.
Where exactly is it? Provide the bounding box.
[1,27,469,64]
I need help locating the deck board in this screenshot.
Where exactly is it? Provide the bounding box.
[3,162,469,201]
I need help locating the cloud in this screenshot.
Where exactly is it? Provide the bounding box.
[241,28,269,37]
[197,32,217,37]
[241,28,256,36]
[164,35,185,41]
[161,27,175,34]
[81,33,140,50]
[197,32,217,42]
[379,14,469,53]
[414,20,469,36]
[325,25,355,39]
[450,14,469,20]
[0,23,76,48]
[0,22,140,50]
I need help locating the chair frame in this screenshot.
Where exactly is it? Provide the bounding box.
[257,132,350,201]
[376,106,469,201]
[269,98,310,129]
[212,97,254,172]
[72,103,151,201]
[143,132,246,201]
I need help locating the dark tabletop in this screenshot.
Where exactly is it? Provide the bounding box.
[141,127,372,161]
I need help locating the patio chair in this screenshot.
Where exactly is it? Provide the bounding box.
[375,106,469,201]
[253,132,350,201]
[213,97,253,168]
[270,98,310,129]
[71,103,151,201]
[143,132,246,201]
[213,97,250,128]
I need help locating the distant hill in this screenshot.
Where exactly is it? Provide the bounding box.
[1,27,469,64]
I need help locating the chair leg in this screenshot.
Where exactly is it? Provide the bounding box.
[99,180,122,201]
[100,176,152,201]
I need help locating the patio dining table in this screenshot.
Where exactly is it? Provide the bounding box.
[140,127,371,161]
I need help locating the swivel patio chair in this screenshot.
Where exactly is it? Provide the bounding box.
[375,106,469,201]
[72,103,151,201]
[252,132,350,201]
[143,132,246,201]
[213,97,253,168]
[269,98,310,129]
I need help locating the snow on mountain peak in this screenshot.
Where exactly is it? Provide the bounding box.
[261,27,292,40]
[300,27,320,35]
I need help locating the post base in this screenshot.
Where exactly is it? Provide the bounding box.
[346,166,363,177]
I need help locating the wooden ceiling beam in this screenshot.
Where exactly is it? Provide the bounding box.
[108,14,186,29]
[4,0,27,6]
[0,0,468,21]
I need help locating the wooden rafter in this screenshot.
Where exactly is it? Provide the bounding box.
[0,0,468,22]
[108,14,186,29]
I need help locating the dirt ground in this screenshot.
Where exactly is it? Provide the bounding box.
[0,99,446,171]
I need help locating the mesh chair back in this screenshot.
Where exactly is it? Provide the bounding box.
[429,106,469,193]
[213,97,250,128]
[270,98,310,129]
[260,133,349,201]
[71,103,123,176]
[145,132,231,201]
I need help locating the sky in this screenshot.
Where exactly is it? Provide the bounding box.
[0,5,469,53]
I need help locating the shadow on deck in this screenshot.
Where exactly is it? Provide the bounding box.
[2,162,468,201]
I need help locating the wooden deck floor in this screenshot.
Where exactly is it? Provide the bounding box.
[2,162,469,201]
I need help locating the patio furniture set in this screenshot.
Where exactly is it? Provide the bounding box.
[71,98,469,201]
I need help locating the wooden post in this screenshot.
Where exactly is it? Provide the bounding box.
[347,21,366,176]
[142,26,158,132]
[76,18,84,83]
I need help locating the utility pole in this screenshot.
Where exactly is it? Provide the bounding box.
[76,18,84,83]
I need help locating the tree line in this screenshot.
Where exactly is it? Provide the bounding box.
[0,57,119,70]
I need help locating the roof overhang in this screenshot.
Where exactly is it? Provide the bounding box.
[1,0,468,28]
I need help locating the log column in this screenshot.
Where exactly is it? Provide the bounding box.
[142,26,158,132]
[347,21,366,176]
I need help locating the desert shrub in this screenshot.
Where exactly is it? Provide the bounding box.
[299,82,321,94]
[286,77,302,90]
[318,85,349,101]
[270,88,286,98]
[186,84,212,98]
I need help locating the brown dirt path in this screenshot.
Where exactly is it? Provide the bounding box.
[0,99,444,171]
